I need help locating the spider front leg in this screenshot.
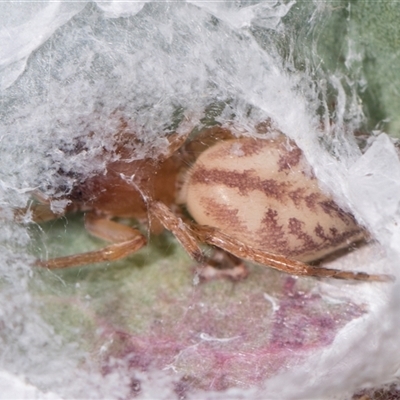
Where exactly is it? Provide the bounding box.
[36,213,147,269]
[13,201,66,224]
[194,251,249,282]
[190,224,393,282]
[148,201,249,281]
[148,201,203,262]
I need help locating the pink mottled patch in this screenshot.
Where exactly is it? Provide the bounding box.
[98,276,364,396]
[269,277,364,350]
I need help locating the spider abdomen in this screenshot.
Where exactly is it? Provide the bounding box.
[183,137,364,262]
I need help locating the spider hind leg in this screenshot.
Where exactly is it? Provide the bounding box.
[36,213,147,269]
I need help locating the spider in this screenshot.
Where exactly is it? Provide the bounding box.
[25,125,390,282]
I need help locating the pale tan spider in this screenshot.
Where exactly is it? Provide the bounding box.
[25,125,390,282]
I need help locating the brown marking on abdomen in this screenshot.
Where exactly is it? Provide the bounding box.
[304,193,320,212]
[288,217,317,253]
[257,208,290,253]
[288,187,307,207]
[277,145,302,172]
[314,224,361,247]
[319,200,357,225]
[190,167,290,201]
[199,197,249,233]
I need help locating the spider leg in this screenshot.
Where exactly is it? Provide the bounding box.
[148,201,248,281]
[195,250,249,282]
[149,201,248,281]
[16,203,64,223]
[35,213,146,269]
[12,192,66,224]
[149,201,203,262]
[190,224,393,282]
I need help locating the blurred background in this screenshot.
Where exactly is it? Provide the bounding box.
[1,1,400,398]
